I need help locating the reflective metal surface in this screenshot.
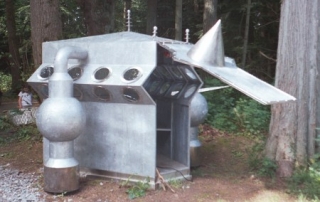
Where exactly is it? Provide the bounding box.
[36,46,87,193]
[28,20,295,190]
[190,93,208,167]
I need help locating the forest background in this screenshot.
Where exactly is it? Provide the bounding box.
[2,0,320,200]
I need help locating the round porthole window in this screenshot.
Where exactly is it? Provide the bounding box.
[93,86,111,101]
[39,84,49,98]
[123,88,140,102]
[39,66,54,80]
[68,66,82,80]
[184,85,197,98]
[94,67,110,81]
[73,87,83,100]
[123,67,141,81]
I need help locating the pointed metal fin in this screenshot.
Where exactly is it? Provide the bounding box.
[187,20,225,67]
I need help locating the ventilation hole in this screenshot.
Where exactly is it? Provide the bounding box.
[123,88,140,102]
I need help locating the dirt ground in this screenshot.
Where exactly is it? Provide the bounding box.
[0,101,300,202]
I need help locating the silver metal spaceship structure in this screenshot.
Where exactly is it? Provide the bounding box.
[27,18,295,193]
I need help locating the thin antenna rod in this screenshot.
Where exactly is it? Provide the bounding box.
[127,10,131,31]
[152,26,157,37]
[185,29,190,43]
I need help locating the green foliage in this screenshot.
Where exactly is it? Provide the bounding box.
[203,78,270,136]
[168,179,183,189]
[0,72,12,92]
[247,138,277,178]
[0,112,41,145]
[120,177,150,200]
[0,113,12,131]
[16,124,41,142]
[287,154,320,200]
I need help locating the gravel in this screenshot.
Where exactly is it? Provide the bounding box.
[0,163,44,202]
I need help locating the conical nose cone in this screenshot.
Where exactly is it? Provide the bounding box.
[187,20,225,67]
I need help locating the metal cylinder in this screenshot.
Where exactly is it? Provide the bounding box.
[36,46,87,193]
[189,92,208,167]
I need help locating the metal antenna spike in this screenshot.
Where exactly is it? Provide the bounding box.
[185,29,190,43]
[152,26,158,37]
[127,10,131,32]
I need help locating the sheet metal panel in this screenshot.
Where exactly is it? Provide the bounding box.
[74,102,157,178]
[161,43,296,105]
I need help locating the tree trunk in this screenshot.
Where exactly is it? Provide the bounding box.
[146,0,157,35]
[241,0,251,69]
[266,0,320,177]
[175,0,182,40]
[77,0,114,35]
[30,0,62,69]
[203,0,217,34]
[5,0,21,91]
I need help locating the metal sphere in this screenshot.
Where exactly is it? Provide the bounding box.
[36,97,86,142]
[190,92,208,126]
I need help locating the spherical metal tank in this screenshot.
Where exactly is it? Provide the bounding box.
[190,92,208,127]
[36,97,86,142]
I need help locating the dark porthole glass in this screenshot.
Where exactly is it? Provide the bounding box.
[94,67,110,81]
[123,68,140,81]
[40,85,49,98]
[157,67,172,79]
[39,66,54,79]
[159,82,171,95]
[184,68,197,80]
[149,80,162,93]
[73,87,83,100]
[184,85,197,98]
[170,67,183,79]
[152,68,162,79]
[170,83,184,97]
[123,88,140,102]
[93,86,111,101]
[68,66,82,80]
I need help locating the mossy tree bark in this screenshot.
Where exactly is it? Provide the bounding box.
[266,0,320,177]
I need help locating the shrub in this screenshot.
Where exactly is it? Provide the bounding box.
[287,155,320,200]
[202,78,270,136]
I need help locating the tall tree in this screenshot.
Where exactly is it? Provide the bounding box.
[30,0,62,69]
[5,0,21,91]
[203,0,217,34]
[146,0,157,35]
[175,0,182,40]
[77,0,114,35]
[241,0,251,68]
[266,0,320,177]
